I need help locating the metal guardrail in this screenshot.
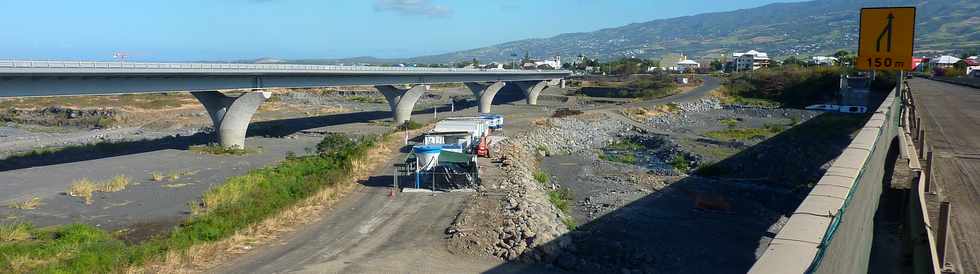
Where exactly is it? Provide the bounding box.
[902,83,947,274]
[0,60,570,75]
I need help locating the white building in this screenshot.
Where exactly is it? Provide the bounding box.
[930,55,961,68]
[675,60,701,71]
[810,56,839,66]
[731,50,770,71]
[523,56,562,69]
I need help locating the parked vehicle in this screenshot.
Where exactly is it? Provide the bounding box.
[805,104,840,111]
[838,105,867,114]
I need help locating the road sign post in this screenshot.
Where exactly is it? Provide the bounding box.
[856,7,916,71]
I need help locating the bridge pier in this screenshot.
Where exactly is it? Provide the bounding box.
[514,80,550,105]
[191,90,272,149]
[464,81,506,114]
[376,85,426,125]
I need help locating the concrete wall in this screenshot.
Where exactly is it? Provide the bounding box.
[750,89,900,274]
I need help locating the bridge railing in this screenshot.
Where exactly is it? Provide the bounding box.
[902,83,946,274]
[0,60,570,74]
[750,88,901,274]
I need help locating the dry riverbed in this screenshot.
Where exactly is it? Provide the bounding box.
[450,96,872,273]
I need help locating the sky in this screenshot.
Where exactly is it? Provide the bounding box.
[0,0,805,61]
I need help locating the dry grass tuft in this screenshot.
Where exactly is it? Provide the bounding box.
[0,223,32,242]
[149,171,165,182]
[7,196,42,210]
[6,254,47,273]
[68,179,97,205]
[67,175,130,205]
[100,175,130,192]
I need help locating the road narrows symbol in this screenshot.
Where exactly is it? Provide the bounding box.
[876,13,894,52]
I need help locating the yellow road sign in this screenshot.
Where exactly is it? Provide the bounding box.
[856,7,916,71]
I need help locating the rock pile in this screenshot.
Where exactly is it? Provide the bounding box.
[516,114,633,154]
[449,140,571,262]
[677,98,722,112]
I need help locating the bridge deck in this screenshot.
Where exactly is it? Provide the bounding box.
[908,78,980,274]
[0,60,569,97]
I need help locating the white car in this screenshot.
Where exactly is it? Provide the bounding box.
[805,104,840,111]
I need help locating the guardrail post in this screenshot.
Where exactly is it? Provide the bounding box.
[918,131,926,157]
[916,118,922,134]
[925,149,934,193]
[937,201,951,266]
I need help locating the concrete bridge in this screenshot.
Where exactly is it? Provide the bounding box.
[0,60,569,148]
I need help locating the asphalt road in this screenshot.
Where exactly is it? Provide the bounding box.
[631,75,721,108]
[907,78,980,273]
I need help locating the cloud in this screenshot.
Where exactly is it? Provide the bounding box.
[373,0,452,18]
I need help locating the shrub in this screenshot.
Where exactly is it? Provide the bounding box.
[533,170,550,185]
[724,66,842,107]
[396,120,424,131]
[671,154,691,173]
[548,188,574,214]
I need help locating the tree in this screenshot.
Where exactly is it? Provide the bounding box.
[782,56,807,67]
[710,60,725,71]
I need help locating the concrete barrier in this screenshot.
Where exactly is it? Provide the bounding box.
[750,89,900,274]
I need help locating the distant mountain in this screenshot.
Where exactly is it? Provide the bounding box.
[244,0,979,65]
[402,0,980,63]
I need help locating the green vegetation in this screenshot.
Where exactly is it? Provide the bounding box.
[599,153,637,164]
[581,73,679,99]
[723,66,842,108]
[694,161,729,177]
[548,188,573,215]
[607,139,643,151]
[0,223,32,242]
[348,96,385,104]
[0,133,381,273]
[189,144,252,156]
[670,154,692,173]
[719,118,739,129]
[561,217,578,231]
[599,139,643,165]
[396,120,424,131]
[704,127,781,141]
[533,170,550,185]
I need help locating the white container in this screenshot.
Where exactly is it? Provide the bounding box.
[414,145,442,171]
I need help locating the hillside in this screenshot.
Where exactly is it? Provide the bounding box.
[405,0,979,63]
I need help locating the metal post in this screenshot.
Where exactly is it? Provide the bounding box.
[925,149,933,193]
[393,167,398,196]
[434,106,438,120]
[897,72,904,98]
[937,201,951,265]
[918,131,926,158]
